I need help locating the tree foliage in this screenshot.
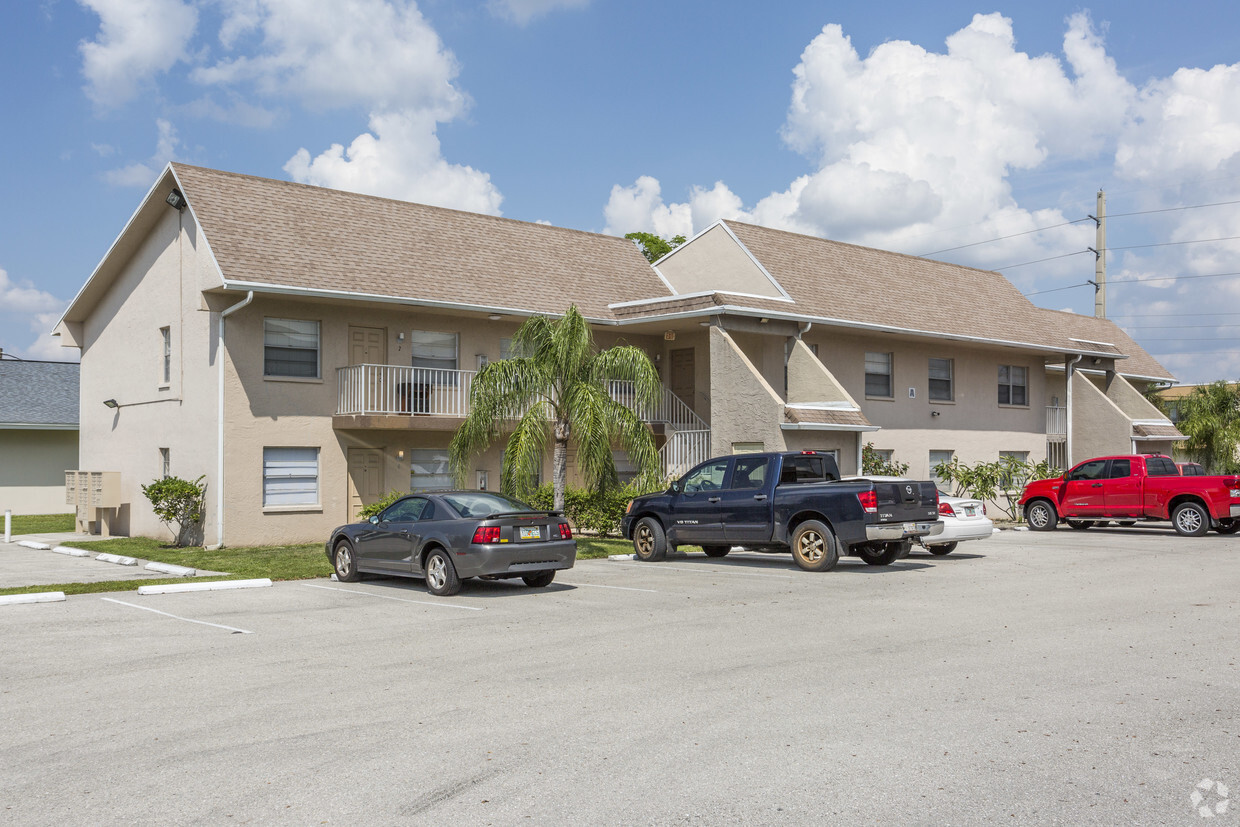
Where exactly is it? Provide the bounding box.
[449,305,663,512]
[1177,381,1240,473]
[934,456,1056,520]
[861,443,909,476]
[140,475,206,547]
[625,231,687,264]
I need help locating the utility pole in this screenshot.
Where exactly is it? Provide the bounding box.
[1088,189,1107,318]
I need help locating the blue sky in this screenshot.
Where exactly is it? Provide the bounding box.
[2,0,1239,384]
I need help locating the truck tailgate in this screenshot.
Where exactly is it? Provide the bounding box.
[872,480,939,523]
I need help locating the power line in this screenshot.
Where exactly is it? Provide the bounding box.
[1107,198,1240,219]
[917,218,1090,256]
[1111,311,1240,318]
[1108,235,1240,252]
[1023,269,1240,296]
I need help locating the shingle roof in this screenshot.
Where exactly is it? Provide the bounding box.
[0,360,79,427]
[172,164,669,319]
[784,407,874,429]
[1132,423,1185,440]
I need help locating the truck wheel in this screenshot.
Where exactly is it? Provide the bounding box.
[790,521,838,572]
[857,543,903,566]
[1216,518,1240,535]
[1067,520,1094,530]
[1172,502,1209,537]
[927,542,958,556]
[1025,500,1057,531]
[633,517,668,561]
[701,546,730,558]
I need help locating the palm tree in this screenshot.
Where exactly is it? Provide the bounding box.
[450,305,662,511]
[1178,381,1240,473]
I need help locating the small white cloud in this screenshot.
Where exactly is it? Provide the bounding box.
[284,110,503,214]
[488,0,589,25]
[102,119,180,187]
[78,0,198,109]
[0,268,74,362]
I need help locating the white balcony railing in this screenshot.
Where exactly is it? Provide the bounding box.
[1046,405,1067,438]
[337,365,476,417]
[607,381,707,431]
[660,430,711,480]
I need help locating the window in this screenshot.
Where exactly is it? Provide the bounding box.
[1147,456,1179,476]
[159,448,170,479]
[779,455,837,484]
[264,319,320,378]
[928,358,953,401]
[999,365,1028,406]
[929,450,954,486]
[612,450,638,484]
[263,447,319,506]
[731,456,770,490]
[682,459,729,493]
[410,449,453,491]
[865,352,893,397]
[380,497,431,523]
[411,331,458,373]
[1000,450,1029,490]
[1067,458,1107,482]
[1106,459,1131,478]
[160,327,171,385]
[732,442,764,454]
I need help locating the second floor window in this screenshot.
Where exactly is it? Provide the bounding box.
[264,318,320,378]
[998,365,1028,406]
[929,358,953,401]
[865,352,892,397]
[160,326,171,385]
[411,331,458,374]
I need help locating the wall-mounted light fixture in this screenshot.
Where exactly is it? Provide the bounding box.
[488,314,503,321]
[165,189,187,211]
[397,449,405,459]
[931,410,941,417]
[759,318,769,324]
[103,399,120,409]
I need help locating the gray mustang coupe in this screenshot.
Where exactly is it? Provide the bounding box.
[325,491,576,596]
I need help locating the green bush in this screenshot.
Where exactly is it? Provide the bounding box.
[934,456,1056,520]
[525,481,660,537]
[359,490,406,519]
[862,442,910,476]
[140,475,206,547]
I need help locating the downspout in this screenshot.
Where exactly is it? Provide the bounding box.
[210,291,253,549]
[1065,354,1083,469]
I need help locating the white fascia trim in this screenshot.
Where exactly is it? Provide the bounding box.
[781,422,882,432]
[1132,418,1175,427]
[1133,434,1186,441]
[785,402,860,411]
[608,287,794,311]
[1044,364,1174,383]
[220,280,616,325]
[53,163,175,331]
[0,423,79,430]
[647,220,795,303]
[1069,337,1117,348]
[614,303,1127,358]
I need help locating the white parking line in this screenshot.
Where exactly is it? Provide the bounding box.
[608,562,793,579]
[100,598,253,634]
[302,583,483,611]
[559,581,658,593]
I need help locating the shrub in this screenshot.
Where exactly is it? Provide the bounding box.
[862,443,910,476]
[359,490,406,520]
[140,475,206,547]
[525,481,661,537]
[934,456,1056,520]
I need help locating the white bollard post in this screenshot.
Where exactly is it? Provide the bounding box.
[4,509,10,543]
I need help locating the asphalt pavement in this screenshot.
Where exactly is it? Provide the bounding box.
[0,532,224,587]
[1,525,1237,825]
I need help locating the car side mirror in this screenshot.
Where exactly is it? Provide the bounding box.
[670,480,682,494]
[368,515,380,525]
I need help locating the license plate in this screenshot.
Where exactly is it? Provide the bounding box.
[519,526,541,540]
[963,507,976,516]
[1231,489,1240,499]
[903,522,915,532]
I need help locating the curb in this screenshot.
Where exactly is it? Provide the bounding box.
[608,554,636,560]
[145,562,197,577]
[0,592,66,606]
[137,579,273,595]
[52,546,91,557]
[16,540,51,550]
[96,553,138,566]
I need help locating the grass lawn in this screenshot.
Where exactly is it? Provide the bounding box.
[8,513,75,534]
[0,534,636,597]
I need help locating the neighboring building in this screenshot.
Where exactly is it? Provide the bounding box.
[0,358,80,515]
[1156,382,1239,467]
[54,164,1181,545]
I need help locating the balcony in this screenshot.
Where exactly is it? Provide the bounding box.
[1046,406,1066,441]
[335,366,713,475]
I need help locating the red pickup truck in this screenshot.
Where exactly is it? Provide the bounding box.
[1019,454,1240,537]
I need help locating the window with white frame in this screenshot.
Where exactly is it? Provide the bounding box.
[410,449,453,491]
[929,450,954,487]
[865,352,893,397]
[263,447,319,506]
[160,327,171,385]
[998,365,1028,406]
[928,358,953,401]
[411,331,458,373]
[264,319,320,378]
[159,447,170,479]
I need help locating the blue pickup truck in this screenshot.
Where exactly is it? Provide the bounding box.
[621,451,941,571]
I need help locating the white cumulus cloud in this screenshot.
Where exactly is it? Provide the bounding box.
[488,0,589,25]
[0,268,74,362]
[78,0,198,109]
[102,119,181,187]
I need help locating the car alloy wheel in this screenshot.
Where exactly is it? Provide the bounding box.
[333,541,359,582]
[427,555,448,590]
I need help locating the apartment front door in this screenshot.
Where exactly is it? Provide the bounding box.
[347,448,385,521]
[349,326,386,366]
[669,347,696,412]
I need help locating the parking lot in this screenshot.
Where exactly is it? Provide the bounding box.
[2,527,1238,824]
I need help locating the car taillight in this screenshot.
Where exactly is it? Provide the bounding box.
[938,501,956,517]
[857,491,877,513]
[471,526,501,544]
[982,502,987,516]
[557,522,572,540]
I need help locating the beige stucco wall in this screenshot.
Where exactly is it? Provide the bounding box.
[860,428,1046,482]
[707,327,788,457]
[655,224,784,298]
[1090,372,1168,421]
[0,429,79,514]
[1071,372,1133,460]
[77,208,221,541]
[787,339,858,406]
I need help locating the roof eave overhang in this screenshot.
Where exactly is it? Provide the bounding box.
[0,422,79,430]
[781,423,882,432]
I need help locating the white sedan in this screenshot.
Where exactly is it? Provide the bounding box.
[919,490,994,555]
